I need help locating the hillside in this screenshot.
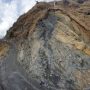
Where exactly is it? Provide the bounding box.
[0,1,90,90]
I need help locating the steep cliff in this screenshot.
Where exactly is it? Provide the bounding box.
[0,1,90,90]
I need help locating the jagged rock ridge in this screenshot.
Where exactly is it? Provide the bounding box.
[0,1,90,90]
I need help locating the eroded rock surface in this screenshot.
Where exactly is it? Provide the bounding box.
[0,1,90,90]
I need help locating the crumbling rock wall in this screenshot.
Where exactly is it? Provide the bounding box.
[0,1,90,90]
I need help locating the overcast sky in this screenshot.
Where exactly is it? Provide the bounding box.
[0,0,59,38]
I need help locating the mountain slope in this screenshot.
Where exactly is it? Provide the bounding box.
[0,1,90,90]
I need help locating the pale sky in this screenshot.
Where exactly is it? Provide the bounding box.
[0,0,60,38]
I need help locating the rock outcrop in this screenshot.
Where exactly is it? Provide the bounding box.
[0,1,90,90]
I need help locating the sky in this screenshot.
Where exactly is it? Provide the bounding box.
[0,0,58,38]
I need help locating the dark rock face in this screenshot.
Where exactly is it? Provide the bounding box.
[0,1,90,90]
[77,0,84,4]
[63,0,69,5]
